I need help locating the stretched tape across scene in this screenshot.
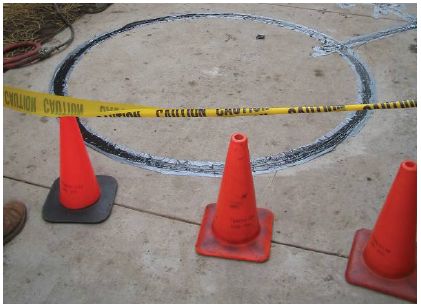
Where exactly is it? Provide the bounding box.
[3,85,417,118]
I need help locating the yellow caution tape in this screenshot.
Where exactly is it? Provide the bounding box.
[3,85,417,118]
[3,85,155,117]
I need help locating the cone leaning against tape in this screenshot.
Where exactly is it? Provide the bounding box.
[42,117,118,223]
[195,133,274,262]
[345,160,417,302]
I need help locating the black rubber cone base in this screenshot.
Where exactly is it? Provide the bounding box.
[42,175,118,223]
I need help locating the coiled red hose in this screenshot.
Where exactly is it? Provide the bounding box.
[3,41,42,70]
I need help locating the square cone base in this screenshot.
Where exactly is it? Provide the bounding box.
[195,203,274,263]
[345,229,417,302]
[42,175,118,224]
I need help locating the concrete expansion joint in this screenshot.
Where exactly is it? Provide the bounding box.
[4,175,51,190]
[107,203,350,259]
[3,176,348,259]
[272,240,348,259]
[114,202,201,226]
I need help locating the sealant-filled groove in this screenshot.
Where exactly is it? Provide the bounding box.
[49,12,416,177]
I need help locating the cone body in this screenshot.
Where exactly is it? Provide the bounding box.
[363,160,417,278]
[59,117,100,209]
[212,133,260,243]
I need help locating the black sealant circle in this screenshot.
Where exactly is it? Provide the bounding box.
[51,13,374,177]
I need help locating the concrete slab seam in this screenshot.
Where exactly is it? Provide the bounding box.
[3,176,348,259]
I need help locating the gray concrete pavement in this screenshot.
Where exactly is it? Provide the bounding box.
[3,3,416,303]
[3,178,404,303]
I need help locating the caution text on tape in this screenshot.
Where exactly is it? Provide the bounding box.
[3,85,417,118]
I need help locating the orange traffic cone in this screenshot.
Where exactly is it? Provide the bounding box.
[195,133,274,262]
[59,116,101,209]
[42,117,118,223]
[345,160,416,302]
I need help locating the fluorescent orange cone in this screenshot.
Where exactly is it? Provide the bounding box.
[345,160,417,302]
[43,117,118,223]
[195,133,274,262]
[59,117,101,209]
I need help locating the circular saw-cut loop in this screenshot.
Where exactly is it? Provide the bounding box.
[51,13,375,177]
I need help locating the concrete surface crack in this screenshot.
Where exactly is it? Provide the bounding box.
[271,240,348,258]
[114,203,201,226]
[3,175,51,190]
[115,202,348,259]
[4,176,348,259]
